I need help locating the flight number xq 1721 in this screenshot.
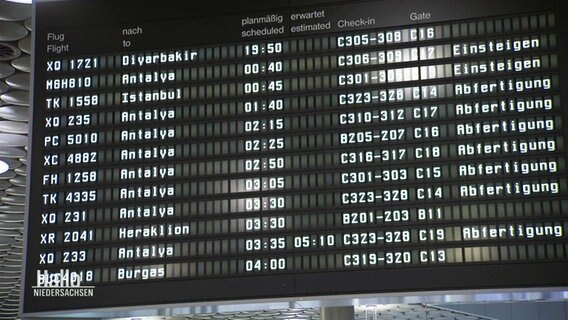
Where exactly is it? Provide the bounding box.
[46,58,99,72]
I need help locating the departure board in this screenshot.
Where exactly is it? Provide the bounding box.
[24,0,568,315]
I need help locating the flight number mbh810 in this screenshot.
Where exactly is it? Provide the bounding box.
[46,76,92,90]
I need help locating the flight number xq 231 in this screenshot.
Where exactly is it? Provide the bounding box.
[40,211,88,225]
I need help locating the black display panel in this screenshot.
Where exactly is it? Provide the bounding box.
[24,0,568,315]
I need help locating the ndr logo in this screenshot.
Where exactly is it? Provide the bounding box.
[33,269,94,297]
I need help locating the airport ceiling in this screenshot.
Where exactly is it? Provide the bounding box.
[0,0,31,319]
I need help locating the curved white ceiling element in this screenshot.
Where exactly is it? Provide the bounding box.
[0,161,9,175]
